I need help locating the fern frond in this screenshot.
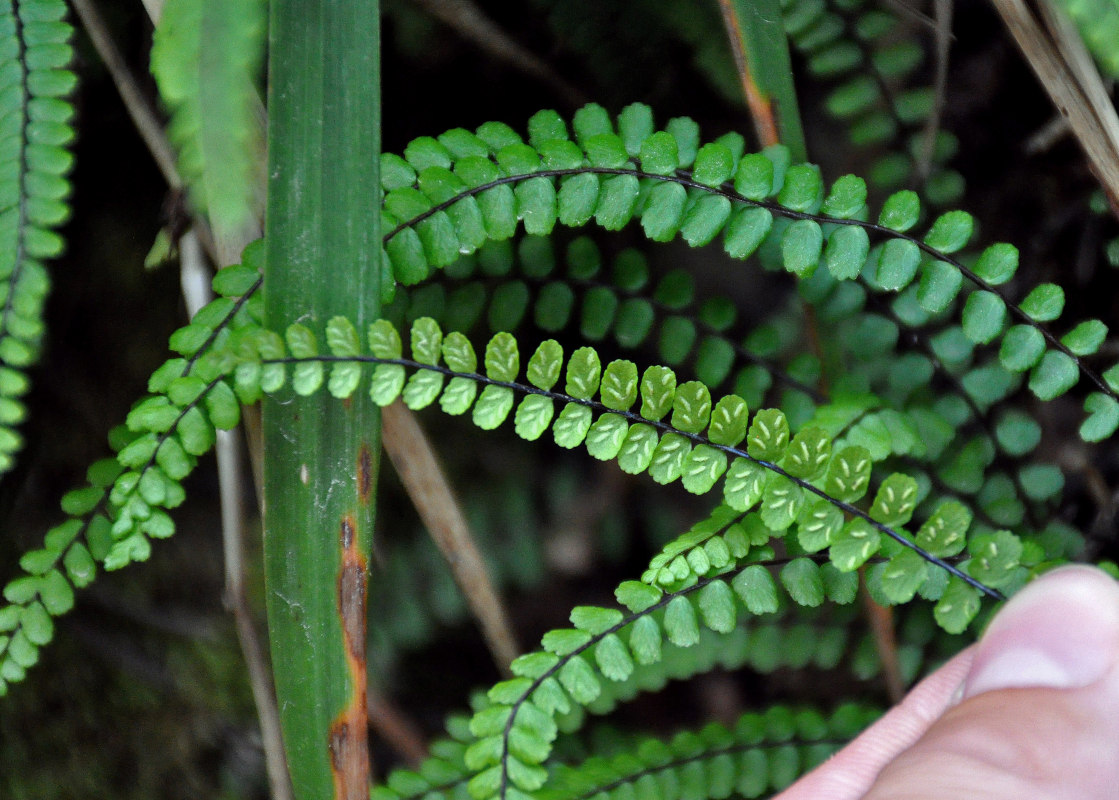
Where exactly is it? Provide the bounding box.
[390,231,1068,553]
[446,562,902,800]
[782,0,962,202]
[150,0,266,235]
[0,248,262,694]
[377,702,879,800]
[380,104,1119,445]
[371,573,955,800]
[0,0,75,476]
[385,237,1068,613]
[540,704,880,800]
[232,315,1016,618]
[388,235,824,406]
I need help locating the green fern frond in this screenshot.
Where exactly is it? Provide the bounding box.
[445,563,899,800]
[150,0,266,235]
[388,233,1066,547]
[0,0,75,476]
[387,235,824,406]
[383,237,1066,606]
[0,248,262,695]
[782,0,962,201]
[376,702,879,800]
[539,704,880,800]
[223,314,1013,614]
[379,104,1119,445]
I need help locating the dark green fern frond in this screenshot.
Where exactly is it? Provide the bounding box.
[442,565,891,800]
[150,0,266,237]
[375,703,879,800]
[387,235,824,407]
[388,231,1067,546]
[782,0,963,202]
[541,704,880,800]
[0,0,75,476]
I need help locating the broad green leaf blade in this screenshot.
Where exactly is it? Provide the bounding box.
[263,3,381,798]
[720,0,807,161]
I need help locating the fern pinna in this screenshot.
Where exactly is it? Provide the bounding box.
[0,95,1115,797]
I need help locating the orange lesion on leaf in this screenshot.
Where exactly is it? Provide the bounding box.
[330,513,369,799]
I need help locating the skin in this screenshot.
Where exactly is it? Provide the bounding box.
[773,565,1119,800]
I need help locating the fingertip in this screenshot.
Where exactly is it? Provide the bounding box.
[964,565,1119,698]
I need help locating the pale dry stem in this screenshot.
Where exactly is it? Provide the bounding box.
[381,401,522,676]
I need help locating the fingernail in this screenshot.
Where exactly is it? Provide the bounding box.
[963,566,1119,699]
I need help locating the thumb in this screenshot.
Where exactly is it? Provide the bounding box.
[863,565,1119,800]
